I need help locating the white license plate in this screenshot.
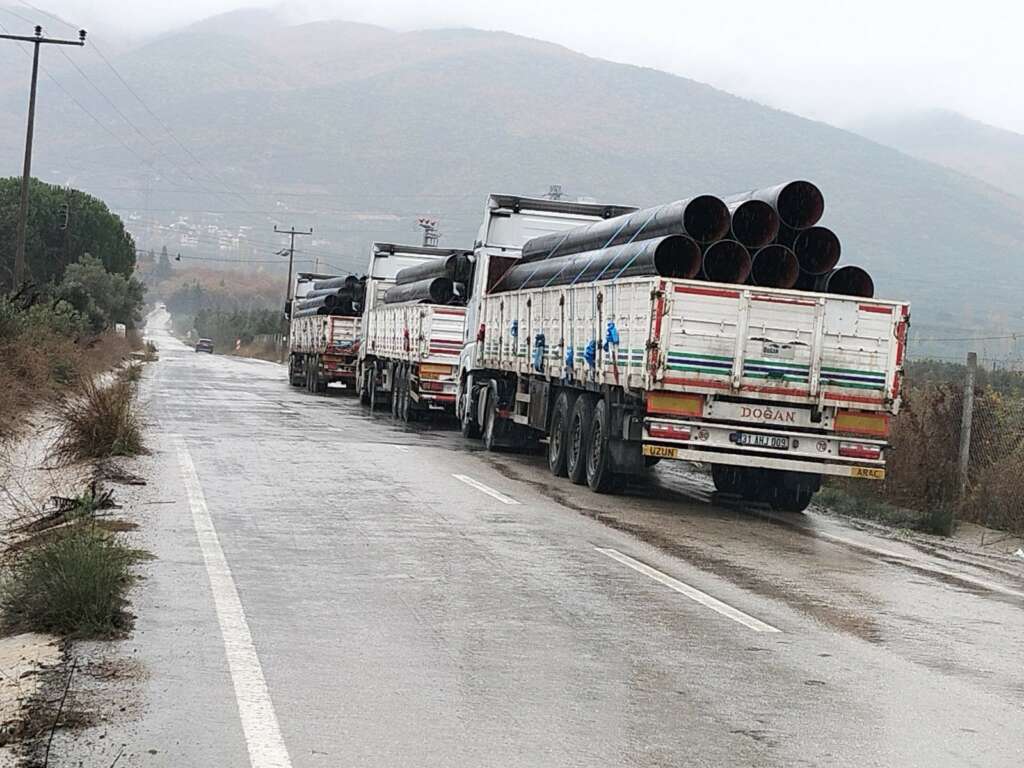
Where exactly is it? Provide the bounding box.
[735,432,790,450]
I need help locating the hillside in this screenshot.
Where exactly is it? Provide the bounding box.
[1,8,1022,356]
[851,110,1024,200]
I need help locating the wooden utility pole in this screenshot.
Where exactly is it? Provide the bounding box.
[1,25,86,287]
[957,351,977,498]
[274,225,312,314]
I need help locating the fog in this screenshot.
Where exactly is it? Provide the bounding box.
[15,0,1023,135]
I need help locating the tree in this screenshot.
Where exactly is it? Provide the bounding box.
[156,245,173,280]
[0,177,137,291]
[56,255,146,331]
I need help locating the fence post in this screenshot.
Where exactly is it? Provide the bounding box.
[957,351,977,499]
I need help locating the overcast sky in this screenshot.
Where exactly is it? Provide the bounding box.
[11,0,1024,133]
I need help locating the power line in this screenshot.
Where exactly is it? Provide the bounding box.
[911,332,1023,342]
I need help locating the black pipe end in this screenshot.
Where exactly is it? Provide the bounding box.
[751,245,799,288]
[703,240,752,284]
[825,266,874,298]
[731,200,780,249]
[684,195,730,243]
[777,180,825,230]
[793,226,841,274]
[654,235,702,279]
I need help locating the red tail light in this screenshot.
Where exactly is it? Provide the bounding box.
[420,380,444,392]
[839,442,882,460]
[477,323,486,342]
[648,423,691,441]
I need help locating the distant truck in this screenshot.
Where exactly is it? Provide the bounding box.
[287,272,362,393]
[357,243,472,420]
[453,195,910,512]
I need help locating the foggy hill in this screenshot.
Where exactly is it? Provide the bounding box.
[1,8,1022,351]
[851,109,1024,200]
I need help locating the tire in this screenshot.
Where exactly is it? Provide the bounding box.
[459,384,479,439]
[359,369,371,405]
[547,390,574,477]
[772,487,814,513]
[482,383,500,452]
[400,366,415,423]
[586,399,619,493]
[711,464,746,495]
[369,367,381,411]
[566,395,595,486]
[391,365,401,418]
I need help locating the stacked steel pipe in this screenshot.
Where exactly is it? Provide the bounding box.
[291,275,368,318]
[383,252,474,305]
[492,180,873,298]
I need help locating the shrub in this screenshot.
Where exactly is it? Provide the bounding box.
[52,377,143,462]
[1,523,136,637]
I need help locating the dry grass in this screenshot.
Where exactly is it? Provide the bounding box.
[52,377,144,463]
[1,520,137,637]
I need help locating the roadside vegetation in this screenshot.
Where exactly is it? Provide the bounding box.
[2,486,139,638]
[53,377,145,463]
[145,263,285,353]
[821,360,1024,536]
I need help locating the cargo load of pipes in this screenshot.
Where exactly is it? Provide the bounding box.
[497,180,873,298]
[382,253,474,305]
[291,275,368,318]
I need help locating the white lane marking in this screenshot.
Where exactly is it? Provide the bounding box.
[595,547,781,633]
[452,474,520,505]
[393,445,410,452]
[173,437,293,768]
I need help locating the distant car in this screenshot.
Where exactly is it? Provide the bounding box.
[195,338,214,354]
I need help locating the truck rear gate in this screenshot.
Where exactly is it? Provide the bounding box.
[478,275,907,478]
[288,314,362,393]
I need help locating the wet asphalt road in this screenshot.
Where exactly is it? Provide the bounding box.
[58,310,1024,767]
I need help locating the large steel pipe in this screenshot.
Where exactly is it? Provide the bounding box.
[492,235,702,293]
[304,285,364,300]
[313,275,361,291]
[383,277,455,304]
[821,266,874,298]
[728,199,779,249]
[727,180,824,230]
[395,254,473,285]
[780,225,841,274]
[750,244,799,288]
[702,240,752,284]
[520,195,730,262]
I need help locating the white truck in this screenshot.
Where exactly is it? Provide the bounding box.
[455,195,910,511]
[287,273,362,393]
[357,242,472,420]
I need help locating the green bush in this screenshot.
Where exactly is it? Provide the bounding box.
[1,523,136,637]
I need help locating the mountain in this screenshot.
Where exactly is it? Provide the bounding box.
[851,110,1024,200]
[1,8,1022,356]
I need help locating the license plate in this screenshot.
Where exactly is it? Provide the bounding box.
[735,432,790,450]
[850,466,886,480]
[643,444,679,459]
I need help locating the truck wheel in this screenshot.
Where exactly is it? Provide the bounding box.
[288,357,303,387]
[547,390,575,477]
[586,399,620,493]
[391,366,401,418]
[400,366,415,423]
[711,464,745,495]
[773,487,814,513]
[359,369,371,406]
[482,383,500,452]
[369,367,381,411]
[566,395,595,486]
[459,385,480,439]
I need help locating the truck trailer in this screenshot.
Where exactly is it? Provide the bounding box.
[287,272,362,393]
[454,195,909,512]
[357,243,473,420]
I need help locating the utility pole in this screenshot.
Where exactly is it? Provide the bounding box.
[274,225,312,315]
[1,25,87,288]
[957,351,977,499]
[417,217,440,247]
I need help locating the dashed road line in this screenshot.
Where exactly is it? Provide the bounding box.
[173,436,293,768]
[595,547,781,633]
[452,474,520,505]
